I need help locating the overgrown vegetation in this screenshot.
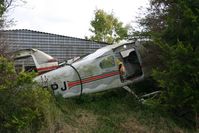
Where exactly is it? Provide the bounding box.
[51,89,196,133]
[1,56,195,132]
[0,57,65,132]
[0,59,196,133]
[152,43,199,121]
[137,0,199,128]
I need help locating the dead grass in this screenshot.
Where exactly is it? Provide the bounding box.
[75,110,98,133]
[55,124,79,133]
[120,118,148,133]
[54,109,98,133]
[120,117,186,133]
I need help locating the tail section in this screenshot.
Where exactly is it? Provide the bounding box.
[14,49,58,74]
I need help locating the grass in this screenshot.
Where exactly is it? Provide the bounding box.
[49,88,197,133]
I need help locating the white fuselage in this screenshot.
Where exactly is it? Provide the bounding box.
[34,42,149,98]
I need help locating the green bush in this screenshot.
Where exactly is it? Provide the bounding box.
[0,56,59,132]
[152,42,199,125]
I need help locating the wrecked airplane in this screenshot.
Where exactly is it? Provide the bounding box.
[14,40,160,99]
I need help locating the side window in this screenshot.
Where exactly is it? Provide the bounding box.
[99,56,115,69]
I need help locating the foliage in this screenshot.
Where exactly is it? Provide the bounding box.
[0,56,62,132]
[0,0,14,57]
[138,0,199,126]
[0,1,6,16]
[152,42,199,114]
[0,56,16,87]
[161,0,199,49]
[140,0,199,48]
[89,9,128,44]
[0,0,13,27]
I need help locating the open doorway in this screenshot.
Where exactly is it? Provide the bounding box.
[120,48,142,80]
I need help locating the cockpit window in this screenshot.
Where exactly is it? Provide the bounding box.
[99,56,115,69]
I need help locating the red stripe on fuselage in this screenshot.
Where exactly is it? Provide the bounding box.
[37,66,58,71]
[68,71,119,88]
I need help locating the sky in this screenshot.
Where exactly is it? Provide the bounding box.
[7,0,149,39]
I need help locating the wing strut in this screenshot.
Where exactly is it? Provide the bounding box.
[123,86,161,103]
[123,86,141,101]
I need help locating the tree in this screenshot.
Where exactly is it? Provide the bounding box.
[139,0,199,126]
[89,9,128,44]
[0,0,13,27]
[0,0,14,58]
[139,0,199,49]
